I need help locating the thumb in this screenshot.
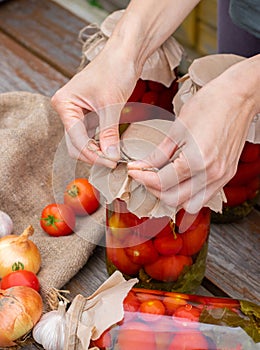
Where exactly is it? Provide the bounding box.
[98,104,122,161]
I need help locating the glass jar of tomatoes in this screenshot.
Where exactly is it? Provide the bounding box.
[106,199,211,294]
[90,287,259,349]
[119,76,179,127]
[211,141,260,223]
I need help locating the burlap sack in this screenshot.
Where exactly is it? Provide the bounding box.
[0,91,105,308]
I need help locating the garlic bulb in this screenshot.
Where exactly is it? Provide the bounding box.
[33,301,67,350]
[0,210,13,237]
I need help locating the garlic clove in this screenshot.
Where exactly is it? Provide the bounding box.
[33,301,67,350]
[0,210,14,237]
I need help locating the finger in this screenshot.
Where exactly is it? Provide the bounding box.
[65,133,92,164]
[180,180,225,214]
[128,151,193,191]
[128,135,179,170]
[98,104,123,161]
[83,110,99,139]
[66,119,117,168]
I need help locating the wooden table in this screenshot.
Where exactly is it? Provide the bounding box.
[0,0,259,348]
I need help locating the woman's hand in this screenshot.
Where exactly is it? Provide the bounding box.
[51,0,201,168]
[51,44,139,167]
[128,55,260,213]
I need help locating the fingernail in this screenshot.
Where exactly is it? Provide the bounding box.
[128,160,142,168]
[105,145,120,160]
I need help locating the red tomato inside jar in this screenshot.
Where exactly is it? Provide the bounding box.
[212,141,260,223]
[119,76,179,126]
[106,199,211,294]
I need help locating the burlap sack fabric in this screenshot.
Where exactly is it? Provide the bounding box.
[0,91,106,308]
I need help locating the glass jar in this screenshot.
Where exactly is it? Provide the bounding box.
[119,77,179,127]
[91,287,259,349]
[106,199,211,294]
[211,141,260,223]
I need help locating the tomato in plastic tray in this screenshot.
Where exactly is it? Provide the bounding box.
[91,288,260,350]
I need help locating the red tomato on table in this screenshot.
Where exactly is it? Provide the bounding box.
[40,203,75,237]
[64,178,100,216]
[1,269,40,291]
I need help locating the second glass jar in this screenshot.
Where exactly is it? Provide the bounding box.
[106,199,211,294]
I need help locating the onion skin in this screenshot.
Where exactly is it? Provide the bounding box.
[0,286,43,347]
[0,225,41,278]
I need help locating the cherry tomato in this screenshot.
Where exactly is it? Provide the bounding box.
[40,203,75,237]
[144,255,192,282]
[178,223,209,256]
[108,213,131,241]
[154,233,183,256]
[141,91,159,105]
[106,246,141,276]
[163,296,187,315]
[128,79,147,102]
[1,269,40,292]
[120,103,149,123]
[155,221,174,239]
[175,208,210,233]
[123,291,141,313]
[246,177,260,199]
[158,88,174,112]
[174,304,201,322]
[139,299,166,322]
[169,332,209,350]
[223,186,248,207]
[117,321,156,350]
[140,216,172,240]
[240,142,260,163]
[64,178,100,216]
[148,81,165,92]
[91,328,112,349]
[125,240,159,265]
[228,159,260,186]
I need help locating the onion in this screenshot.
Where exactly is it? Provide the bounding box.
[0,210,13,237]
[0,286,43,347]
[0,225,41,278]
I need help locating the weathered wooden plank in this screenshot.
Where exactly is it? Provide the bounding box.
[207,208,260,303]
[0,32,68,95]
[0,0,86,77]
